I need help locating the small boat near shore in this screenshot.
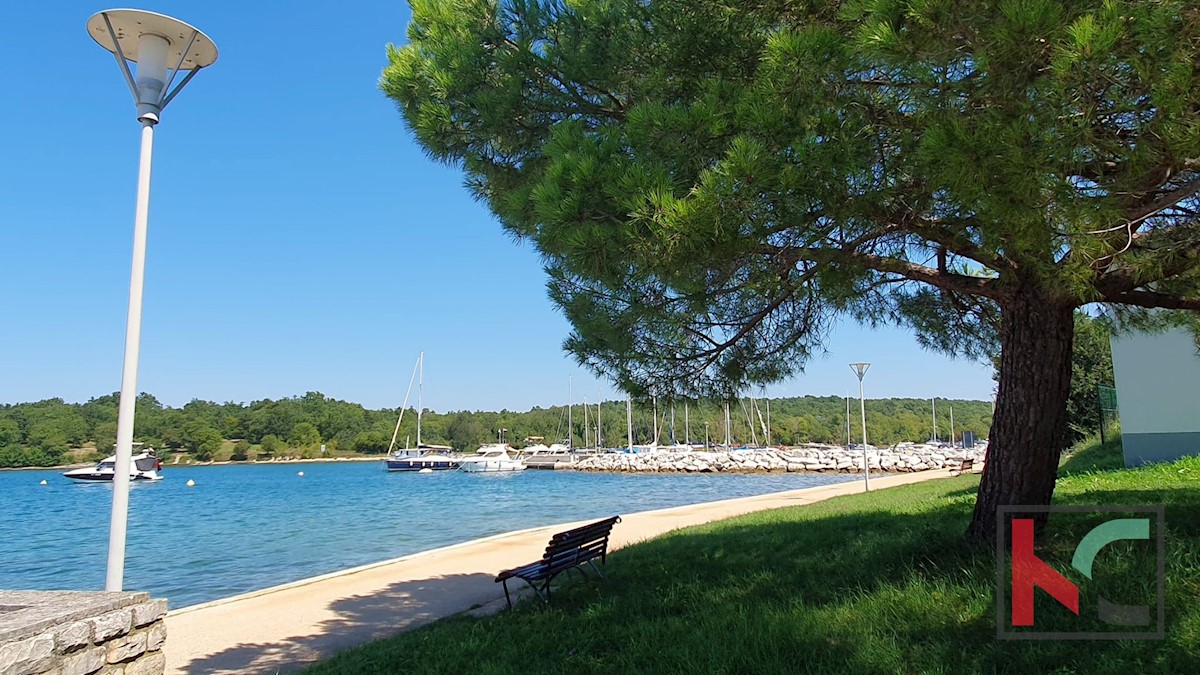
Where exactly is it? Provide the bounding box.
[458,444,526,473]
[63,449,163,482]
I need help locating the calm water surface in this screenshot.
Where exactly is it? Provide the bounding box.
[0,461,856,608]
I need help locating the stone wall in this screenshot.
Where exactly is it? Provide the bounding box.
[574,444,986,473]
[0,591,166,675]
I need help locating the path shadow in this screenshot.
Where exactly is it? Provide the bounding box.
[174,571,508,674]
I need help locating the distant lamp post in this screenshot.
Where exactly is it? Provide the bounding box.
[87,9,218,592]
[849,363,871,491]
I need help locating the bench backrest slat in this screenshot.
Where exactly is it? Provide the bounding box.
[549,516,619,539]
[495,516,621,585]
[541,516,619,561]
[544,540,608,564]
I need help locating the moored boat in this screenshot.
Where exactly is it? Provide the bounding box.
[386,445,458,471]
[384,352,459,472]
[458,444,526,473]
[63,449,163,482]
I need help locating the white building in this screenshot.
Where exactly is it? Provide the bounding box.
[1110,327,1200,466]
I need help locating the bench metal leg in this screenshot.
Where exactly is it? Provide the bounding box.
[503,577,552,610]
[587,559,606,579]
[500,549,614,609]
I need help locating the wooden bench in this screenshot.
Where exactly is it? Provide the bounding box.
[495,515,621,609]
[950,458,974,476]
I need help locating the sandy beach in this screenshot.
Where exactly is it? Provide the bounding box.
[165,469,959,674]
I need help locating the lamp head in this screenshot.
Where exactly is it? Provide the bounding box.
[849,363,871,380]
[87,9,218,123]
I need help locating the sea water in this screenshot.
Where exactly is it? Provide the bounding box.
[0,461,856,608]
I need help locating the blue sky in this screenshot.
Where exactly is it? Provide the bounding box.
[0,1,996,412]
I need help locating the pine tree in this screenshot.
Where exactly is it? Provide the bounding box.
[384,0,1200,539]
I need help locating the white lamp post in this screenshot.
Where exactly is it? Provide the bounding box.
[849,363,871,491]
[87,9,218,592]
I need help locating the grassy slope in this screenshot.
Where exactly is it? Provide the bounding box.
[306,440,1200,674]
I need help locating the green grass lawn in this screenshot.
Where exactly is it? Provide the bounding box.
[306,440,1200,674]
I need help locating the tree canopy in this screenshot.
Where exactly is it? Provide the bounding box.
[384,0,1200,538]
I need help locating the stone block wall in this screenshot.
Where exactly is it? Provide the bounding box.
[575,444,987,474]
[0,591,166,675]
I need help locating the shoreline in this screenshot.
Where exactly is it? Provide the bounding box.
[163,468,965,674]
[0,455,386,472]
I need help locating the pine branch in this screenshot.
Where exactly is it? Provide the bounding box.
[1102,290,1200,311]
[908,219,1012,271]
[1095,222,1200,296]
[1123,177,1200,229]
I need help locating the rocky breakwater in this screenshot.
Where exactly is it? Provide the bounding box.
[574,443,986,474]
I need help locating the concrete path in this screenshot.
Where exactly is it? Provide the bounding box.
[165,469,959,674]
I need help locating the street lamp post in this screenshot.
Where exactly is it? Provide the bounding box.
[849,363,871,491]
[87,9,218,592]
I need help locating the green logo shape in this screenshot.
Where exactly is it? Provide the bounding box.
[1070,518,1151,626]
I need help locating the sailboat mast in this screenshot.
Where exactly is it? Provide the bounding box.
[685,401,690,446]
[568,375,573,450]
[596,396,602,449]
[582,396,589,449]
[949,406,955,446]
[626,393,634,451]
[766,398,771,446]
[743,398,758,446]
[751,395,768,446]
[725,401,732,448]
[652,395,659,445]
[416,351,424,447]
[386,353,422,455]
[670,406,676,445]
[846,394,851,449]
[931,397,937,443]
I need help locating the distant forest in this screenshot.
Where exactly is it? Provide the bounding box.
[0,392,993,468]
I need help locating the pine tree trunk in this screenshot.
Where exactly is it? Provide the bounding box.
[967,290,1075,543]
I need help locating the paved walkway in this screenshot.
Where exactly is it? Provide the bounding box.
[166,469,959,674]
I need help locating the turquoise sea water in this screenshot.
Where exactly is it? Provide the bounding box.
[0,461,856,608]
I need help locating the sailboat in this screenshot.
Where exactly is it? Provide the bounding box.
[385,352,457,471]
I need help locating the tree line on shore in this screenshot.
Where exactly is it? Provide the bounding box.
[0,392,993,468]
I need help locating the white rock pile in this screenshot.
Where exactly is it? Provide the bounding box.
[574,442,986,474]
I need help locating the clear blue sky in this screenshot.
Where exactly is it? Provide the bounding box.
[0,1,996,412]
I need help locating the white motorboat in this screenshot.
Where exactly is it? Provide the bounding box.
[63,449,163,482]
[458,444,526,473]
[521,443,572,460]
[521,443,553,455]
